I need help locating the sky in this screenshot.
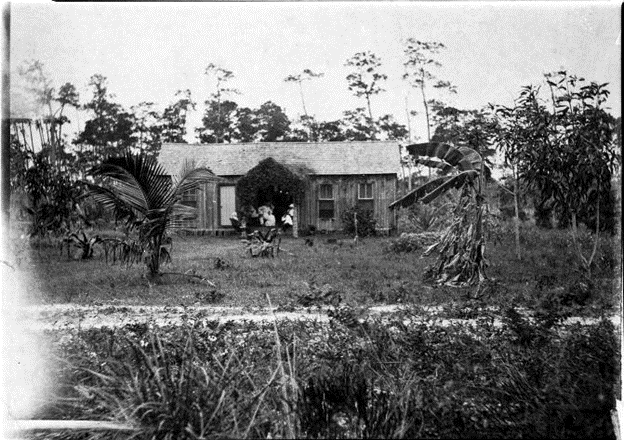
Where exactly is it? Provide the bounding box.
[9,1,621,143]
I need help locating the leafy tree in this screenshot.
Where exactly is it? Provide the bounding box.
[198,100,289,143]
[126,91,195,160]
[377,114,409,141]
[17,60,80,161]
[75,74,135,162]
[403,40,456,144]
[284,69,324,140]
[232,106,259,143]
[131,101,161,158]
[315,119,348,142]
[284,116,312,142]
[492,101,534,259]
[87,153,220,276]
[255,101,291,142]
[335,109,408,142]
[161,89,196,144]
[284,69,324,118]
[345,51,387,136]
[341,108,377,141]
[430,104,498,170]
[197,99,239,143]
[287,116,347,143]
[497,72,619,276]
[54,82,80,147]
[204,64,240,143]
[493,95,556,229]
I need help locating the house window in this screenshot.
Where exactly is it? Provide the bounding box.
[318,184,335,219]
[358,182,374,212]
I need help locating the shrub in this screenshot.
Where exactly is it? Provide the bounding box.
[342,205,377,237]
[386,232,440,253]
[22,152,83,237]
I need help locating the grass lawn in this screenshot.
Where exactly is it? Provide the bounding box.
[6,224,620,439]
[18,223,619,315]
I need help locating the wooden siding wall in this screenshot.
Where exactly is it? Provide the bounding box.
[189,174,397,233]
[300,174,397,232]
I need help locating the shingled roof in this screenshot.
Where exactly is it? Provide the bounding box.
[158,141,401,177]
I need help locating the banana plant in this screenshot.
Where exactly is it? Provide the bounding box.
[86,152,221,276]
[390,142,487,208]
[390,142,489,287]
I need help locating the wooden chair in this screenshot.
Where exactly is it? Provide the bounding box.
[245,227,281,257]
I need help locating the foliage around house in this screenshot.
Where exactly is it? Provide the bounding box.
[235,157,306,217]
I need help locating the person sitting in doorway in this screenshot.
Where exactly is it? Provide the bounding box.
[258,204,276,227]
[281,203,294,232]
[246,205,261,227]
[230,211,242,232]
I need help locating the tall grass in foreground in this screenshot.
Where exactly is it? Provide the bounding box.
[58,327,298,439]
[39,305,619,440]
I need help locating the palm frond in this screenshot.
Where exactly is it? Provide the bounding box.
[85,183,143,223]
[90,165,151,214]
[168,205,200,230]
[174,167,222,199]
[91,153,173,212]
[175,158,199,183]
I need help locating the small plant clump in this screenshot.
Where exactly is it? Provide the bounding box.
[342,205,377,237]
[398,201,454,233]
[295,281,342,307]
[386,232,441,253]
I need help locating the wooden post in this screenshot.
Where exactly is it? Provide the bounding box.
[512,167,521,260]
[394,207,399,236]
[292,203,298,238]
[9,420,136,434]
[1,4,10,253]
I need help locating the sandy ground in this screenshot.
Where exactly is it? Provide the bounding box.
[13,303,621,331]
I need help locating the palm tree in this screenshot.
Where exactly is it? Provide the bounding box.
[86,152,221,276]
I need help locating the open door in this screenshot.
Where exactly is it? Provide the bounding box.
[219,185,236,227]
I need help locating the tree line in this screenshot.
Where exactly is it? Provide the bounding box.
[9,41,621,244]
[11,42,475,160]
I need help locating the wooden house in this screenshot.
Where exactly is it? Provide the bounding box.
[158,141,401,235]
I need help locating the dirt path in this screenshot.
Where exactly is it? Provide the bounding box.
[11,304,621,331]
